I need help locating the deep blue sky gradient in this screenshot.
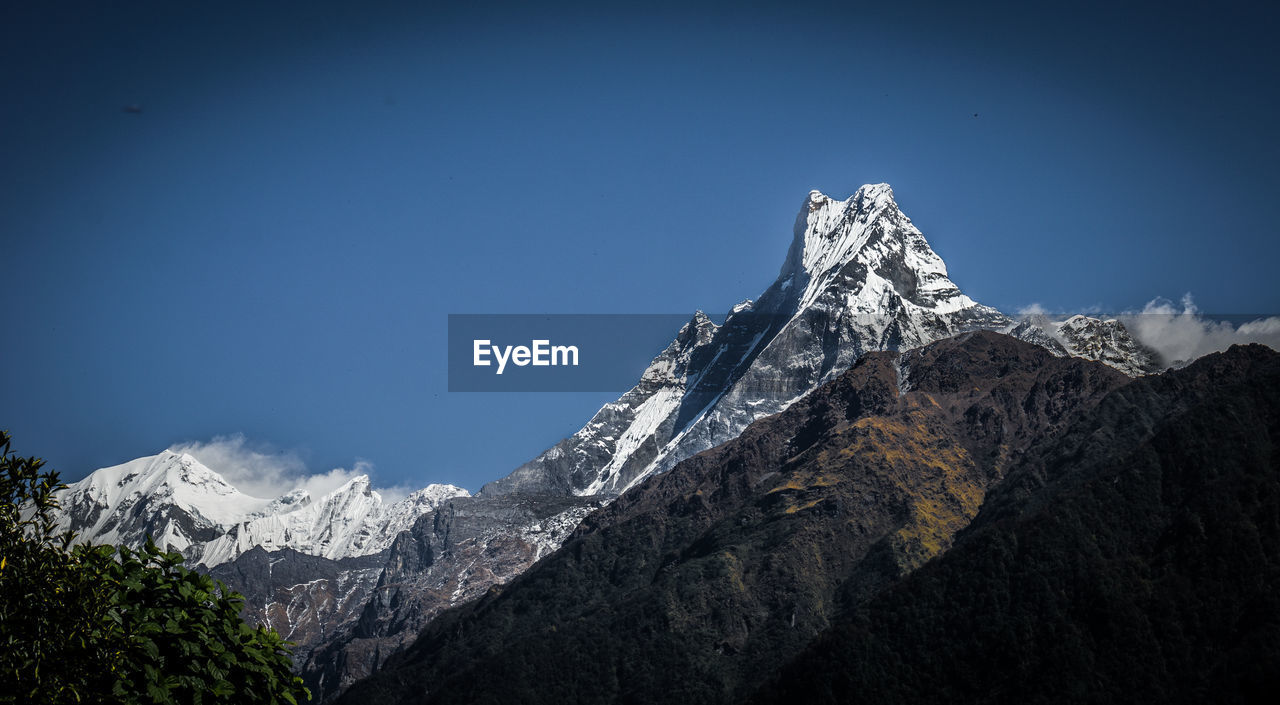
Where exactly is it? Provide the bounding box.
[3,0,1278,490]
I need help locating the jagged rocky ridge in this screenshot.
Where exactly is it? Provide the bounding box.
[54,184,1164,700]
[338,336,1280,704]
[480,184,1158,501]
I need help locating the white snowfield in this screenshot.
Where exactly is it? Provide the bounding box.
[54,450,468,568]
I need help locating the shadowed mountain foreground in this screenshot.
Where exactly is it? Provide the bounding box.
[338,331,1271,704]
[754,340,1280,704]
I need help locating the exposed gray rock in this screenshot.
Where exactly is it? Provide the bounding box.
[298,493,600,702]
[206,547,387,668]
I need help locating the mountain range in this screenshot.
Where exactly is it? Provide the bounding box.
[53,184,1178,700]
[55,450,470,569]
[339,334,1279,704]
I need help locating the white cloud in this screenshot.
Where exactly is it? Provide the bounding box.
[375,484,416,504]
[1016,302,1105,317]
[168,433,397,501]
[1121,294,1280,366]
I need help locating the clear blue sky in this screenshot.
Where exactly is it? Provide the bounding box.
[3,0,1277,492]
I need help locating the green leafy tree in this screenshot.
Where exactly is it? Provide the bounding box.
[0,429,110,702]
[0,430,310,704]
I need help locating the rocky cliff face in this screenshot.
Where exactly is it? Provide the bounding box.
[298,493,600,701]
[206,548,388,670]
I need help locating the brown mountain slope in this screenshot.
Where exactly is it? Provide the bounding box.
[337,331,1129,705]
[752,342,1280,705]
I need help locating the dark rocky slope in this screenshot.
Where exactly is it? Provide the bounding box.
[206,548,387,669]
[753,342,1280,704]
[299,493,599,701]
[337,332,1131,704]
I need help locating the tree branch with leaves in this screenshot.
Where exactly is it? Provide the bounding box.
[0,430,310,704]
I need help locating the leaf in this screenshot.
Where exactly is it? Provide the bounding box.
[140,637,160,662]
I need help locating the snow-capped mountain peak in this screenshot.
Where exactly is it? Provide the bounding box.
[792,184,900,277]
[56,452,469,568]
[55,450,276,552]
[332,473,374,498]
[780,184,974,316]
[482,183,1160,499]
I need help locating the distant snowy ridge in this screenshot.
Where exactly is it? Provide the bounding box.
[54,450,468,568]
[1013,313,1160,374]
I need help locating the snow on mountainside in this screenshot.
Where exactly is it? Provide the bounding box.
[1010,313,1160,376]
[55,450,468,568]
[1055,315,1160,374]
[481,184,1160,499]
[197,478,469,568]
[55,451,275,556]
